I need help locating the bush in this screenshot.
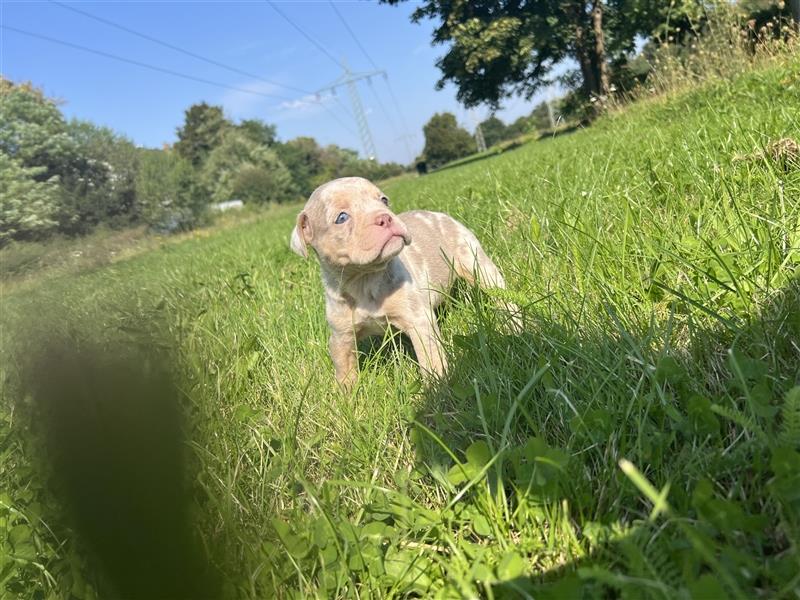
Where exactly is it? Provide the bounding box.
[65,120,139,229]
[135,150,206,232]
[0,153,59,245]
[201,132,293,204]
[0,79,142,237]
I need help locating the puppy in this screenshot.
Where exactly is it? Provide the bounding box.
[290,176,516,389]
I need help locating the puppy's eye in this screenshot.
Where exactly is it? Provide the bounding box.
[335,212,349,224]
[381,196,389,206]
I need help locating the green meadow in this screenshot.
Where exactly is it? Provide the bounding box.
[1,54,799,598]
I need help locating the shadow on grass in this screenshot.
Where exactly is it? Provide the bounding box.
[12,333,223,600]
[408,277,799,596]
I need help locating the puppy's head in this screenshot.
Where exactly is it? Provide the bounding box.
[290,177,411,269]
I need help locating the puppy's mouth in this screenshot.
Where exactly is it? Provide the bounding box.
[378,229,411,258]
[384,231,411,247]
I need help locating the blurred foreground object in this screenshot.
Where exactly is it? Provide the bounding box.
[25,338,220,599]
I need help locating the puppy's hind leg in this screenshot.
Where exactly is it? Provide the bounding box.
[453,230,523,331]
[453,232,506,290]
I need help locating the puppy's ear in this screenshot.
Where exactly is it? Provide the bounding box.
[290,212,312,258]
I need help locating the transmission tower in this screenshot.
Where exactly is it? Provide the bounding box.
[470,110,487,153]
[317,62,382,161]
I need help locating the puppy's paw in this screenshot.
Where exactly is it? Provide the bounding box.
[336,369,359,393]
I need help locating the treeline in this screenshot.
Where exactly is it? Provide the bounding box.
[418,101,561,169]
[0,79,406,246]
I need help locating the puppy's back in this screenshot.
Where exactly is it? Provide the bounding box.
[399,210,477,290]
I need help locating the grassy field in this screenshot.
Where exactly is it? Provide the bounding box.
[2,54,799,599]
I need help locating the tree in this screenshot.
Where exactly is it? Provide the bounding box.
[381,1,695,113]
[237,119,278,147]
[66,120,139,228]
[529,101,556,131]
[506,115,532,138]
[135,149,206,231]
[0,78,138,235]
[174,103,230,167]
[478,115,509,147]
[0,78,78,183]
[420,112,475,168]
[275,136,325,198]
[738,0,798,29]
[0,153,59,244]
[201,132,293,204]
[316,144,361,183]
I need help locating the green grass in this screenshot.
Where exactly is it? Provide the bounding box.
[2,55,799,599]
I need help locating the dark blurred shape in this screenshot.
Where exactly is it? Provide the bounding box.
[25,337,220,600]
[415,160,427,175]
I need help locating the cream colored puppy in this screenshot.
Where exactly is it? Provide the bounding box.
[290,176,515,388]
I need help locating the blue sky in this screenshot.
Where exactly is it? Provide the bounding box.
[1,1,559,164]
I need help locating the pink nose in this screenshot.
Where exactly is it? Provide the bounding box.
[375,213,393,228]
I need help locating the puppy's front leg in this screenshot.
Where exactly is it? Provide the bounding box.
[402,318,448,378]
[329,332,358,390]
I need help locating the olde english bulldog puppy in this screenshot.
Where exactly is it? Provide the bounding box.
[290,176,517,389]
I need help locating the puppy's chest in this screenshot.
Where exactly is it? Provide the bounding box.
[350,292,410,336]
[329,282,414,337]
[353,309,392,337]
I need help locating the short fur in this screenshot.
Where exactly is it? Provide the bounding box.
[290,176,515,388]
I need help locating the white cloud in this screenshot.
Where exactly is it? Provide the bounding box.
[278,92,334,114]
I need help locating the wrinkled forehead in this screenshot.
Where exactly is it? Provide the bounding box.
[306,178,385,217]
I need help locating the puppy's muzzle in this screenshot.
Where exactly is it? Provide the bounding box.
[374,212,412,245]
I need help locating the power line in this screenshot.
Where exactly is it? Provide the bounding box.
[266,1,346,71]
[367,82,398,134]
[3,24,358,140]
[328,1,379,70]
[325,1,415,162]
[328,0,414,160]
[48,0,313,96]
[319,103,358,138]
[264,1,379,158]
[316,65,383,160]
[331,95,354,121]
[21,6,359,139]
[46,0,358,132]
[1,25,295,103]
[383,76,415,160]
[328,2,397,131]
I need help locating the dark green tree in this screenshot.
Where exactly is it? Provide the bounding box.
[0,79,140,234]
[200,131,293,204]
[505,115,532,138]
[381,0,703,112]
[0,153,60,244]
[67,120,139,227]
[174,103,230,167]
[135,149,206,230]
[237,118,277,147]
[478,115,509,147]
[529,101,558,131]
[275,136,324,198]
[0,78,78,183]
[421,112,475,168]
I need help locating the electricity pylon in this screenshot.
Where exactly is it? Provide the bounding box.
[470,110,487,153]
[316,62,383,161]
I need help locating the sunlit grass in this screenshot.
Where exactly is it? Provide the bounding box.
[1,55,799,598]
